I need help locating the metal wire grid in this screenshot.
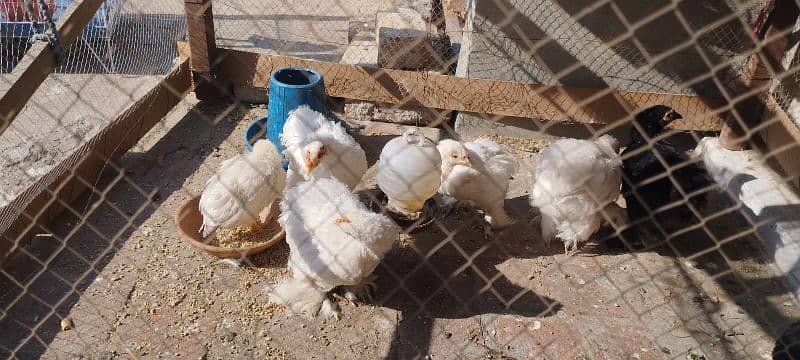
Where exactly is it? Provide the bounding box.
[213,0,454,71]
[0,0,799,359]
[770,18,800,133]
[1,0,185,74]
[0,0,185,225]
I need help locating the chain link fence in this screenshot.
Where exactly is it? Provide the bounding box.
[2,0,800,359]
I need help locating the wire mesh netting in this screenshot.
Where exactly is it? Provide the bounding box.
[2,0,800,359]
[1,0,185,74]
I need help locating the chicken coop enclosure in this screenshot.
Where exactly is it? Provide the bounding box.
[2,0,800,358]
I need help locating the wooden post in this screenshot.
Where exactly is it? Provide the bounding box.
[720,0,800,150]
[184,0,225,100]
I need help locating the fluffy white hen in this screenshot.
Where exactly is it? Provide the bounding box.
[269,178,398,319]
[438,139,520,230]
[281,105,368,191]
[199,140,286,238]
[529,135,625,254]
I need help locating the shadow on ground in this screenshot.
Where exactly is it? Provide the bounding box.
[366,195,561,358]
[0,100,244,358]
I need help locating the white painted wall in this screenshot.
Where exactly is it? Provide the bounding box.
[696,137,800,296]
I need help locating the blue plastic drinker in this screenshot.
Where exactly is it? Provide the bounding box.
[244,67,328,168]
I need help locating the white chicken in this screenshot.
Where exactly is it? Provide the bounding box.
[437,139,520,231]
[281,105,368,191]
[198,139,286,238]
[692,136,754,189]
[377,128,442,218]
[529,135,625,254]
[269,178,398,319]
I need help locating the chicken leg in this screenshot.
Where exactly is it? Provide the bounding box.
[337,275,378,306]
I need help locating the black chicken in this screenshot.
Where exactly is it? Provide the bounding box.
[612,105,717,251]
[774,321,800,360]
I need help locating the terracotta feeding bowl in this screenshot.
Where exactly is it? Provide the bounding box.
[175,196,285,259]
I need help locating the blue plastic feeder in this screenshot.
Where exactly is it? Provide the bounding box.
[244,67,327,168]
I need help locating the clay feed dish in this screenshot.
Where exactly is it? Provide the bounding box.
[175,196,285,259]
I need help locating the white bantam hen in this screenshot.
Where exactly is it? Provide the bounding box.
[437,139,520,231]
[269,178,398,319]
[281,105,368,191]
[198,139,286,238]
[529,135,625,254]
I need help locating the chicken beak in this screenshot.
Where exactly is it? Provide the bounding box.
[304,145,326,175]
[661,110,683,126]
[459,156,472,166]
[305,159,319,175]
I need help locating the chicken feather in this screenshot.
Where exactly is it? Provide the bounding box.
[617,105,716,250]
[270,178,398,318]
[438,139,520,229]
[530,135,624,254]
[281,105,367,191]
[199,140,286,238]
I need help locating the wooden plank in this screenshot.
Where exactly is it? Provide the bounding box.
[212,46,722,131]
[0,0,105,137]
[766,96,800,144]
[0,54,192,265]
[760,96,800,190]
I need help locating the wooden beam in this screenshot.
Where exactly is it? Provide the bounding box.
[184,0,222,100]
[212,46,722,131]
[766,96,800,144]
[0,54,192,265]
[0,0,105,137]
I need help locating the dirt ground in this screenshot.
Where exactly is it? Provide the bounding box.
[0,96,797,359]
[1,1,798,358]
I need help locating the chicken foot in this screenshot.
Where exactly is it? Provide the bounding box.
[318,297,341,320]
[335,275,378,306]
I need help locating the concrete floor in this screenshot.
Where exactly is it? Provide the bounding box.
[0,74,163,208]
[0,0,186,209]
[0,98,797,359]
[212,0,395,62]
